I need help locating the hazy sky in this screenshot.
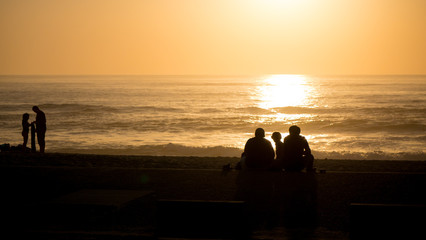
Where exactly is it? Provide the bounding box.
[1,0,425,75]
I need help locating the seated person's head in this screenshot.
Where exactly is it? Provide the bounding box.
[255,128,265,138]
[289,125,301,136]
[22,113,29,120]
[271,132,281,142]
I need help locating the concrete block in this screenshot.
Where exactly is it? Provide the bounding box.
[350,203,426,239]
[156,200,248,239]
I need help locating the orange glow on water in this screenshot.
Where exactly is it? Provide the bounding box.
[258,75,310,109]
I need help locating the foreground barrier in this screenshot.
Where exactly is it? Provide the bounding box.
[156,199,249,239]
[26,189,156,231]
[350,203,426,239]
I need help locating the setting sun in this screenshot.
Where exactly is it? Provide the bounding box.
[258,75,309,109]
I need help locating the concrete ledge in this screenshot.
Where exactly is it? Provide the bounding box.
[28,189,156,231]
[156,199,249,239]
[19,230,155,240]
[350,203,426,239]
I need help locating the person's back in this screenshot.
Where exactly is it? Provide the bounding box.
[244,128,274,169]
[283,134,309,159]
[283,126,314,172]
[35,108,46,130]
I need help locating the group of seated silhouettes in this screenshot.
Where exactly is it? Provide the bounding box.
[242,125,314,172]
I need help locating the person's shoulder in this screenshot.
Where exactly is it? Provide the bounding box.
[298,135,309,143]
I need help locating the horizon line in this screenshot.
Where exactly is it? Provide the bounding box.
[1,73,426,77]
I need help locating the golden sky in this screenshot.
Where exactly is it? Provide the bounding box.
[1,0,425,75]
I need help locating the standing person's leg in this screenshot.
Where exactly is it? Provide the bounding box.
[31,124,36,152]
[37,130,46,153]
[22,132,28,149]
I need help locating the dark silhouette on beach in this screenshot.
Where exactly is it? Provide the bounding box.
[271,132,284,160]
[283,125,314,172]
[236,128,317,230]
[32,106,46,153]
[271,131,284,170]
[21,113,30,150]
[243,128,274,169]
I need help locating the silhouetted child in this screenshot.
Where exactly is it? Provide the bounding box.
[271,131,284,170]
[271,132,284,160]
[22,113,30,150]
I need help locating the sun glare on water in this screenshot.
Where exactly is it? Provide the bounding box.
[257,74,309,109]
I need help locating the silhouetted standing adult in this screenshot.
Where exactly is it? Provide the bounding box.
[282,126,314,172]
[32,106,46,153]
[243,128,274,169]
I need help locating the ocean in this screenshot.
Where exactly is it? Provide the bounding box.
[0,75,425,160]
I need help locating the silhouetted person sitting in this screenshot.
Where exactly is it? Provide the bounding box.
[32,106,46,153]
[271,131,284,170]
[22,113,30,150]
[243,128,274,169]
[282,126,314,172]
[271,132,284,160]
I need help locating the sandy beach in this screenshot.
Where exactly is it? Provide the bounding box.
[1,152,425,239]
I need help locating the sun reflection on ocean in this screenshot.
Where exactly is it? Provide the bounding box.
[257,74,311,109]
